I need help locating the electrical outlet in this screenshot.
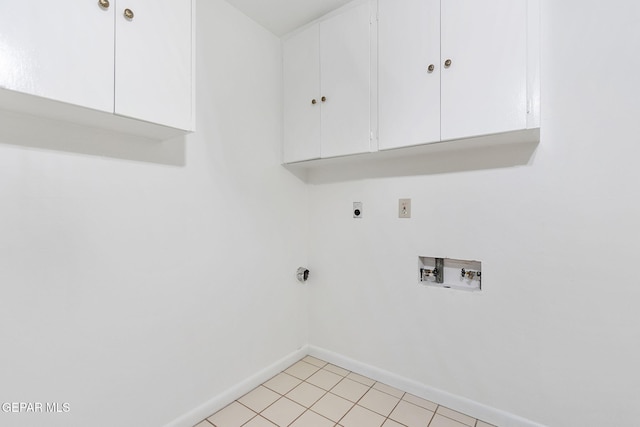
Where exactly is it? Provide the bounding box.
[353,202,363,218]
[399,198,411,218]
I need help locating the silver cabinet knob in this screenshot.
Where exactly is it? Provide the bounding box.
[124,8,134,20]
[98,0,110,9]
[427,64,435,73]
[321,96,327,102]
[444,59,452,68]
[311,99,317,105]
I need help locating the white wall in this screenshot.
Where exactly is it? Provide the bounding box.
[0,1,309,426]
[307,1,640,426]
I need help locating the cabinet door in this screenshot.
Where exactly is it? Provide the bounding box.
[320,2,372,158]
[378,0,440,150]
[0,0,114,113]
[115,0,193,130]
[440,0,528,141]
[283,25,322,163]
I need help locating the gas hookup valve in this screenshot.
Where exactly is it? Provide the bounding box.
[296,267,310,283]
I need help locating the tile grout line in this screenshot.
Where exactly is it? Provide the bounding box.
[272,358,323,425]
[425,405,437,427]
[235,400,259,427]
[309,363,363,427]
[289,370,334,427]
[382,391,407,427]
[433,404,480,427]
[259,360,348,427]
[333,371,375,426]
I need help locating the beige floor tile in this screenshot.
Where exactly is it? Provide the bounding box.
[290,410,336,427]
[389,400,434,427]
[243,416,277,427]
[324,364,350,377]
[286,381,326,408]
[311,392,354,422]
[476,420,496,427]
[402,393,438,412]
[358,388,401,417]
[436,406,476,426]
[382,420,405,427]
[261,397,306,427]
[285,361,321,380]
[238,386,280,413]
[307,369,344,390]
[263,372,302,395]
[193,421,212,427]
[303,356,328,368]
[373,382,405,398]
[339,405,385,427]
[330,378,370,402]
[207,401,256,427]
[429,413,470,427]
[346,372,375,387]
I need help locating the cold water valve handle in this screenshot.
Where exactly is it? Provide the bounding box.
[461,268,481,280]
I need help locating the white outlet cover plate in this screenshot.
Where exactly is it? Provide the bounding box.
[399,199,411,218]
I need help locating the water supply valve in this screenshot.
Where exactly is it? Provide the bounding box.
[461,268,481,280]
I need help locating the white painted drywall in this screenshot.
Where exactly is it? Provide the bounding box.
[307,1,640,426]
[0,1,309,426]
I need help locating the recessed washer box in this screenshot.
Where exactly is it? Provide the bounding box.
[419,256,482,291]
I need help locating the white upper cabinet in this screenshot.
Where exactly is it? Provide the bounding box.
[283,0,373,163]
[115,0,193,131]
[0,0,114,113]
[283,25,322,163]
[319,2,372,159]
[440,0,527,141]
[378,0,538,150]
[0,0,194,137]
[378,0,441,149]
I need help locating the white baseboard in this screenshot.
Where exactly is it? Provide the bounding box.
[308,345,546,427]
[164,346,309,427]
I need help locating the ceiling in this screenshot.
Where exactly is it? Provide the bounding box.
[225,0,354,36]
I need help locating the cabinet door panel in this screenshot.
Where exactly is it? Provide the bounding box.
[0,0,114,112]
[283,25,321,163]
[115,0,192,130]
[441,0,527,141]
[320,2,371,158]
[378,0,440,150]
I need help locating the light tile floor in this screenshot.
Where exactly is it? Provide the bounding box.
[196,356,496,427]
